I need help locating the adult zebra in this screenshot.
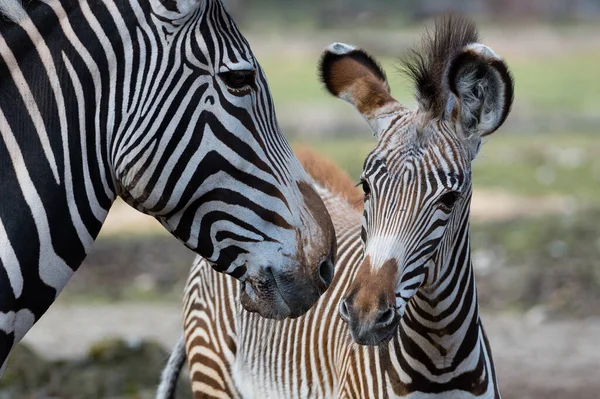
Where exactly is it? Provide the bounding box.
[160,16,514,398]
[0,0,337,373]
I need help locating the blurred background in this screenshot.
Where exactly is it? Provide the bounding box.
[2,0,599,398]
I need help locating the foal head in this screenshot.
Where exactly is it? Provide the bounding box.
[319,16,514,345]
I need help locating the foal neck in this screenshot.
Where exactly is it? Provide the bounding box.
[398,199,500,397]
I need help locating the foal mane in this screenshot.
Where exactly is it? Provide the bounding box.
[295,146,363,210]
[399,15,479,114]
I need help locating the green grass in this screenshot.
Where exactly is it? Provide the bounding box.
[294,132,600,204]
[473,133,600,200]
[471,207,600,316]
[509,52,600,114]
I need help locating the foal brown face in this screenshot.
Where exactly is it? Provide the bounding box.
[319,17,514,345]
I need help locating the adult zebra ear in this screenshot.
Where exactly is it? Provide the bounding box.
[319,43,405,137]
[447,43,514,144]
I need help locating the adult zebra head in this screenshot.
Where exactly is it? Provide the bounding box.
[0,0,335,334]
[319,17,514,345]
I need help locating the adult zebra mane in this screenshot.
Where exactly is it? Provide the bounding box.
[295,146,363,210]
[0,0,27,23]
[399,15,479,114]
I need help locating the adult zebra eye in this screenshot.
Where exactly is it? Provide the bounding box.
[439,191,460,209]
[220,70,255,91]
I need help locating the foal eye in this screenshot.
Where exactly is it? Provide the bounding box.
[359,180,371,199]
[220,70,255,91]
[439,191,460,209]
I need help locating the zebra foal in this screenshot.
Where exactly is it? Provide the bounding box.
[162,15,514,398]
[0,0,337,373]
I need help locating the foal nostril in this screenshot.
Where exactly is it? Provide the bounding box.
[318,258,334,288]
[339,299,351,322]
[374,307,396,328]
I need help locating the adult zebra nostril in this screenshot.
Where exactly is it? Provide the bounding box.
[374,308,396,328]
[318,258,334,288]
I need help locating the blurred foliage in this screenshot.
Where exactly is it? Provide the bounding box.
[0,339,191,399]
[472,208,600,317]
[511,52,600,115]
[62,235,195,303]
[472,133,600,201]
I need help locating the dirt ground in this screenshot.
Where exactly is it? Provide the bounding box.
[20,302,600,399]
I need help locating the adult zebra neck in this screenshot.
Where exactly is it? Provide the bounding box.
[0,3,121,298]
[0,0,154,371]
[400,188,500,397]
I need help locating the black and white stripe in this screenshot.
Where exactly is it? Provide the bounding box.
[0,0,335,373]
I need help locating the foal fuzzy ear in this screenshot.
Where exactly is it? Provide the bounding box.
[319,43,403,136]
[447,43,514,139]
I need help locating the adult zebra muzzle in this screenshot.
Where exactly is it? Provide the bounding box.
[240,254,335,319]
[226,178,336,319]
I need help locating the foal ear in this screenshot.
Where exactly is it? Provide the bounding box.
[447,43,514,139]
[319,43,403,136]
